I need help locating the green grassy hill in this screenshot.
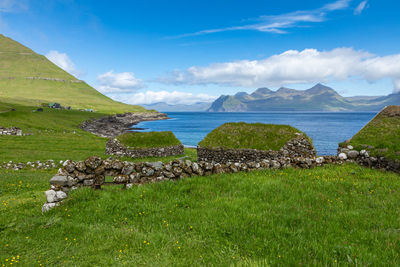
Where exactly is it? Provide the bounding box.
[0,34,146,114]
[345,105,400,160]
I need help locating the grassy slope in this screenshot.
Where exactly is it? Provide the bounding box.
[1,164,399,266]
[347,106,400,160]
[0,102,194,162]
[117,131,181,149]
[199,122,308,150]
[0,34,146,114]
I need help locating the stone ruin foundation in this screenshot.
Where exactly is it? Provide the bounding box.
[42,135,399,212]
[106,138,184,158]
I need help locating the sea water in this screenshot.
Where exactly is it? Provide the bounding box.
[135,112,376,155]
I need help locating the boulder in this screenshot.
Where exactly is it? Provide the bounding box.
[347,150,360,159]
[50,175,68,186]
[42,202,59,212]
[45,190,58,203]
[338,153,347,160]
[122,165,135,175]
[56,191,67,200]
[316,157,325,164]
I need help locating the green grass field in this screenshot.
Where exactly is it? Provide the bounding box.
[346,106,400,160]
[199,122,310,151]
[1,164,399,266]
[0,102,194,163]
[117,131,182,149]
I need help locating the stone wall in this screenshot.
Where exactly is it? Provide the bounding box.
[42,154,325,212]
[337,146,400,173]
[197,134,316,163]
[0,127,22,136]
[105,138,184,158]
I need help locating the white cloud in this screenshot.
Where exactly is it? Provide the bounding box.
[126,90,217,105]
[354,1,368,15]
[97,70,145,93]
[173,0,350,37]
[46,50,81,78]
[159,47,400,93]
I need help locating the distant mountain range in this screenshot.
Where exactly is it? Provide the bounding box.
[207,84,400,112]
[142,84,399,112]
[142,102,212,112]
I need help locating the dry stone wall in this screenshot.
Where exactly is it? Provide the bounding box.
[197,134,316,163]
[42,153,326,212]
[337,146,400,173]
[0,127,22,136]
[106,138,184,158]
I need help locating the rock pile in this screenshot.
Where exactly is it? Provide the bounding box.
[337,146,400,173]
[197,134,316,163]
[106,138,184,158]
[0,127,22,136]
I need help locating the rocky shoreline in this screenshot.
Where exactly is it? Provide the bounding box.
[80,112,169,137]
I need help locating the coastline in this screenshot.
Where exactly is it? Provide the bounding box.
[80,112,169,138]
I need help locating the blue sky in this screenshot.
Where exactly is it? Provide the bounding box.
[1,0,400,104]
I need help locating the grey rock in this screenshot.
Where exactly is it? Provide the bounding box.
[42,202,59,212]
[50,175,68,186]
[148,161,163,171]
[338,153,347,160]
[121,165,135,175]
[83,179,94,186]
[316,157,325,164]
[45,190,58,203]
[56,191,67,200]
[347,150,360,159]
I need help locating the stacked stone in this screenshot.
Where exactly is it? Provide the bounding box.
[42,154,326,212]
[106,138,184,158]
[0,127,22,136]
[1,160,58,170]
[197,134,316,164]
[337,146,400,173]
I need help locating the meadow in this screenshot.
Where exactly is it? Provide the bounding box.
[1,164,399,266]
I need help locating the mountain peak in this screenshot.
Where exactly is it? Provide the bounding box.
[251,87,273,95]
[276,87,297,94]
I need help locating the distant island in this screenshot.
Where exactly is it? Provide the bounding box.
[207,84,399,112]
[144,84,399,112]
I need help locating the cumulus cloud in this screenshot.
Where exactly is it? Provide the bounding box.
[97,70,145,93]
[46,50,82,78]
[354,1,368,15]
[173,0,350,37]
[159,47,400,93]
[126,90,217,105]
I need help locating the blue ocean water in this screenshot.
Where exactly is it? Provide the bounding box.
[135,112,376,155]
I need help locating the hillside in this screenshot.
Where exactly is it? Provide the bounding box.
[345,105,400,160]
[0,34,147,114]
[208,84,400,112]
